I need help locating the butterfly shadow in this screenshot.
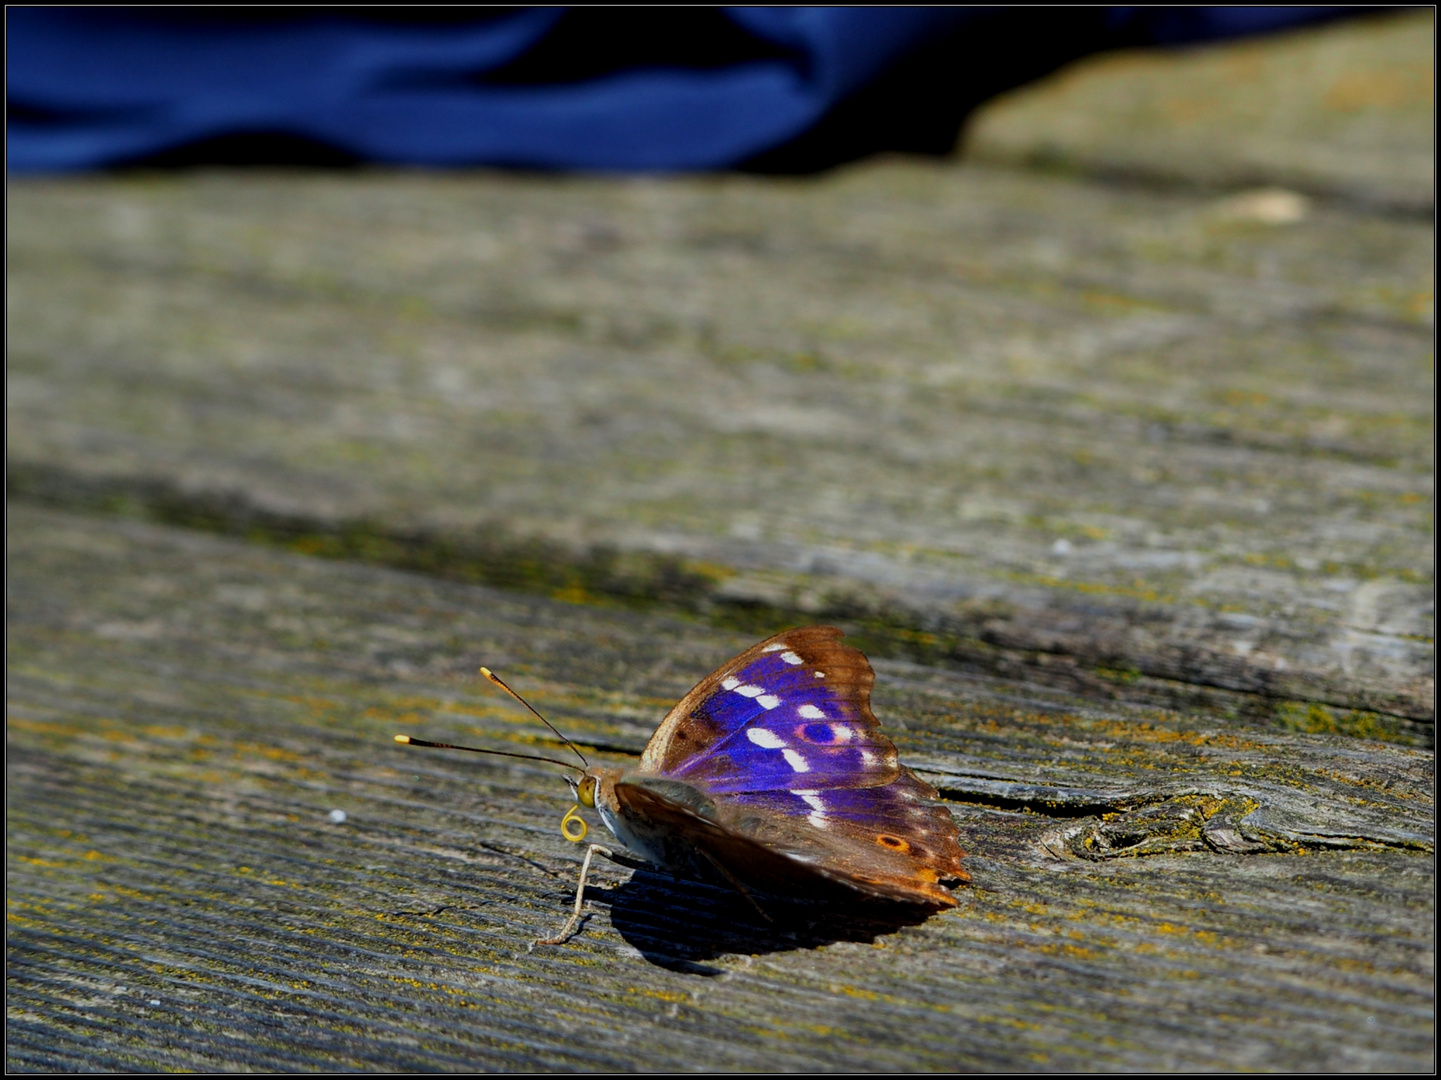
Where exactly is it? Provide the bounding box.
[579,861,936,975]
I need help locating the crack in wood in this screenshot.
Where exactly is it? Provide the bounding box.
[8,464,1431,738]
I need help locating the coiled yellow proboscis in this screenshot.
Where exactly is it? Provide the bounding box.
[560,804,588,842]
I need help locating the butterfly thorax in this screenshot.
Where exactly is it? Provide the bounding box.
[585,767,722,875]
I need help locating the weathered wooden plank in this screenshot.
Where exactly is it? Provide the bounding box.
[966,9,1434,213]
[7,155,1432,735]
[5,17,1434,1070]
[7,506,1433,1070]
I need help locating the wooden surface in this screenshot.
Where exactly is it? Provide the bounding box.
[967,10,1434,213]
[6,12,1435,1072]
[7,506,1434,1070]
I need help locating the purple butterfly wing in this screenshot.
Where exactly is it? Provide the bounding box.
[640,626,900,794]
[625,626,968,903]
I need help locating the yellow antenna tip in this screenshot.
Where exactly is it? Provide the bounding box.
[394,735,411,744]
[480,666,494,678]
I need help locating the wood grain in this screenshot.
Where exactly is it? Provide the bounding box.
[8,156,1432,735]
[5,15,1433,1068]
[7,507,1433,1070]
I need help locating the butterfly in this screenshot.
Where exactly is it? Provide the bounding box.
[398,625,968,945]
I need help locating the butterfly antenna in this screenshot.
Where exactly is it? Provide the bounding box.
[479,667,589,768]
[393,735,580,772]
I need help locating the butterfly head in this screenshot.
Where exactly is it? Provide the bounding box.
[568,773,599,809]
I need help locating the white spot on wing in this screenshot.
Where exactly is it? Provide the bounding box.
[721,677,740,690]
[795,792,826,813]
[832,724,853,742]
[762,643,787,652]
[735,684,764,698]
[797,704,825,720]
[782,749,810,773]
[807,811,827,828]
[758,694,780,710]
[860,749,877,764]
[747,728,786,749]
[814,671,825,679]
[780,651,803,666]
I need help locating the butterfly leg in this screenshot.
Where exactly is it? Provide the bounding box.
[534,844,613,947]
[698,849,773,925]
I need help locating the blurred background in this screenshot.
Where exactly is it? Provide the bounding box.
[8,6,1433,732]
[6,8,1436,1071]
[9,6,1378,174]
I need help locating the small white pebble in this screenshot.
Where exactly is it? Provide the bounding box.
[148,999,161,1007]
[1212,187,1310,226]
[327,809,347,824]
[1051,538,1073,555]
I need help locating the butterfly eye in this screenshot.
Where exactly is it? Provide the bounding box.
[877,834,910,853]
[576,775,597,808]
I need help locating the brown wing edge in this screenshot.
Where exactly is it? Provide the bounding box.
[855,764,971,886]
[616,779,965,908]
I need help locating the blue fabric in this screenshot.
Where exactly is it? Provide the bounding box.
[6,7,1361,174]
[1107,6,1354,44]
